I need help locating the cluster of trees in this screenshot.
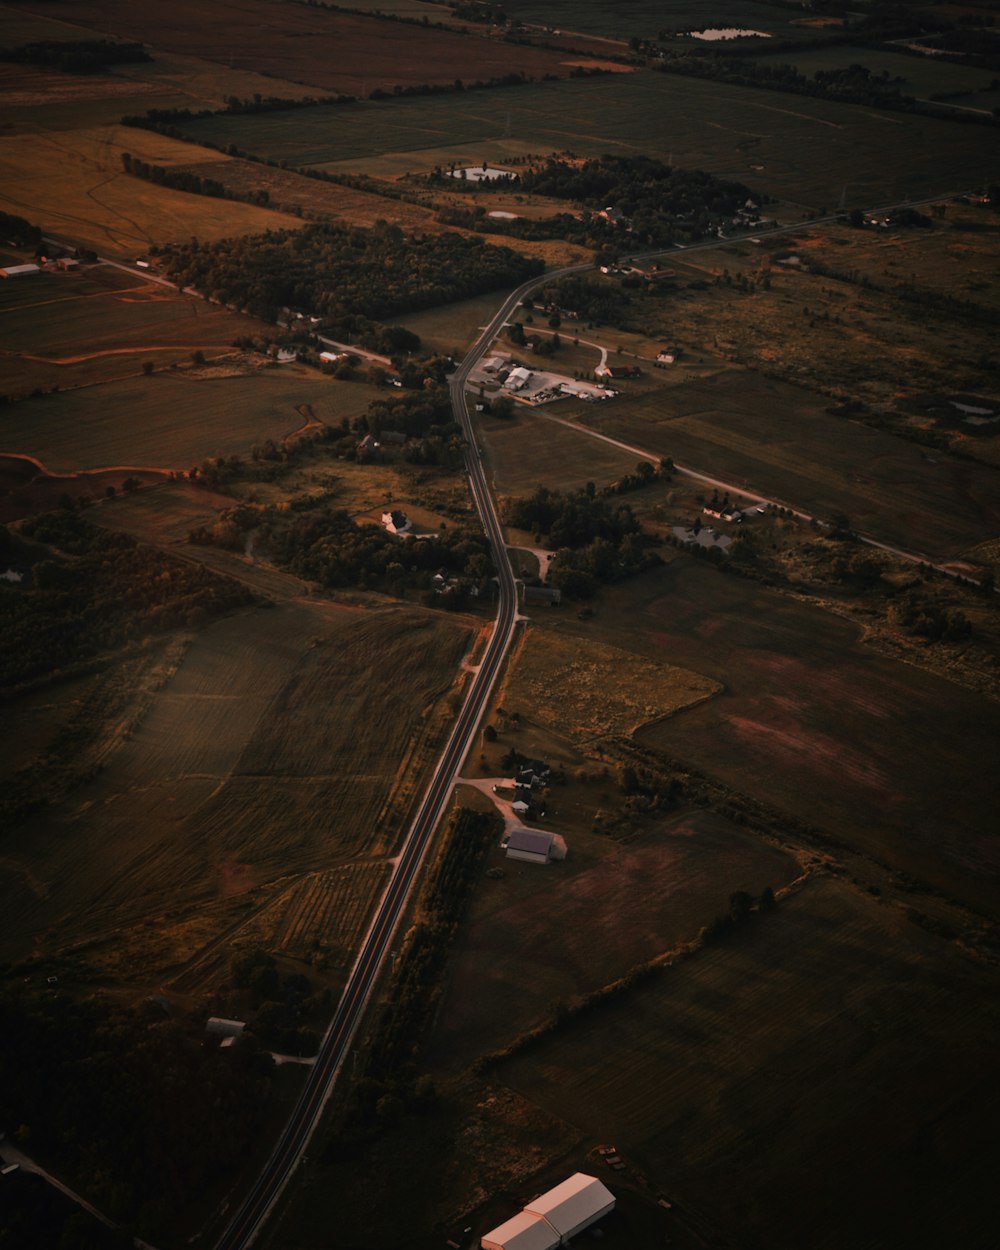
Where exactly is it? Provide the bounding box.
[120,152,271,207]
[228,949,328,1056]
[339,809,498,1135]
[160,221,543,326]
[529,274,635,327]
[504,485,660,599]
[2,513,254,691]
[2,39,150,73]
[518,154,756,248]
[0,209,42,247]
[702,887,777,942]
[890,591,973,642]
[0,982,274,1234]
[122,94,350,132]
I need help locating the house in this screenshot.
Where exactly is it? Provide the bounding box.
[521,585,562,607]
[657,347,681,364]
[481,1211,558,1250]
[382,510,411,535]
[504,829,555,864]
[356,433,377,461]
[594,364,640,381]
[515,760,550,788]
[596,206,628,225]
[380,429,406,446]
[56,257,79,271]
[511,799,530,817]
[206,1017,246,1039]
[0,263,40,278]
[524,1174,615,1244]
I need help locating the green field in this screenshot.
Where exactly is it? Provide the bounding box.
[0,368,383,470]
[754,42,997,101]
[179,70,995,209]
[498,876,1000,1250]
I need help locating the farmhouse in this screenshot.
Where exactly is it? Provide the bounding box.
[481,1211,558,1250]
[0,263,40,278]
[596,206,628,226]
[524,1174,615,1242]
[381,510,411,535]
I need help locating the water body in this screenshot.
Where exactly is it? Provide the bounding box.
[688,27,771,40]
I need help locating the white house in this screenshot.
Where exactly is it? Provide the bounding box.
[381,510,411,535]
[319,351,340,364]
[524,1174,615,1244]
[481,1211,558,1250]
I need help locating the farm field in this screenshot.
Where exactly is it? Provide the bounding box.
[178,70,997,209]
[0,368,384,471]
[0,126,300,257]
[0,263,275,398]
[753,42,998,100]
[535,559,1000,912]
[426,807,800,1075]
[5,0,574,96]
[498,876,1000,1250]
[501,0,814,41]
[0,599,471,981]
[569,370,1000,560]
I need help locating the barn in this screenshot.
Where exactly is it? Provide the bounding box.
[523,1173,615,1243]
[504,829,554,865]
[480,1210,558,1250]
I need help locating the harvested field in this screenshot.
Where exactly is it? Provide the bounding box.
[541,559,1000,911]
[179,72,998,209]
[0,126,299,257]
[0,600,471,975]
[0,369,383,471]
[427,807,800,1074]
[0,263,274,398]
[498,876,1000,1250]
[5,0,574,96]
[570,369,1000,560]
[0,455,168,523]
[500,627,720,742]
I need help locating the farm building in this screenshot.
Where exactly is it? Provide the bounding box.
[524,1173,615,1243]
[0,263,39,278]
[319,351,340,364]
[481,1211,558,1250]
[595,364,640,381]
[504,829,557,864]
[382,510,411,535]
[521,585,562,607]
[505,366,533,392]
[205,1017,246,1038]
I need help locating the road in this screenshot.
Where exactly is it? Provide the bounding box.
[213,185,982,1248]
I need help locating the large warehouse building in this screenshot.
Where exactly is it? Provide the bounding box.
[482,1174,615,1249]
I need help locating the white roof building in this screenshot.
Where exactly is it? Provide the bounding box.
[481,1210,558,1250]
[505,366,533,392]
[524,1173,615,1243]
[0,263,40,278]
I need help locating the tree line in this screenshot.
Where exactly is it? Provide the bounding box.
[1,39,150,73]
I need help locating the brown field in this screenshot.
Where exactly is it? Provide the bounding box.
[0,263,275,398]
[426,806,800,1074]
[500,626,720,742]
[0,455,168,523]
[568,368,1000,561]
[536,559,1000,912]
[6,0,576,96]
[498,876,1000,1250]
[0,367,384,472]
[0,599,471,982]
[0,126,300,257]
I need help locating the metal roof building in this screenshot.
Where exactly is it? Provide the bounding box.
[523,1173,615,1243]
[481,1210,558,1250]
[505,829,554,864]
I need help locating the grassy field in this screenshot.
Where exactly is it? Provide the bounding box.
[0,263,275,398]
[536,559,1000,912]
[754,42,997,101]
[426,805,800,1075]
[0,367,383,471]
[497,875,1000,1250]
[566,369,1000,561]
[0,599,471,983]
[499,0,826,41]
[180,70,997,209]
[0,125,300,257]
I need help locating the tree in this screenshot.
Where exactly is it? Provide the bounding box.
[141,360,155,376]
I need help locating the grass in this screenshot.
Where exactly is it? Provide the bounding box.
[538,558,1000,913]
[0,126,300,257]
[180,70,996,210]
[0,367,383,471]
[0,599,472,984]
[498,876,1000,1250]
[500,626,721,741]
[0,263,275,398]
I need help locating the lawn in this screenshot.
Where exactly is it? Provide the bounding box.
[498,875,1000,1250]
[179,70,997,210]
[0,368,383,471]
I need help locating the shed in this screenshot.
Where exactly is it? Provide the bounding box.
[0,263,40,278]
[481,1210,558,1250]
[512,799,530,816]
[524,1173,615,1243]
[319,351,340,363]
[505,829,554,865]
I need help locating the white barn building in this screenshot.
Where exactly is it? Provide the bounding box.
[480,1211,558,1250]
[524,1173,615,1243]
